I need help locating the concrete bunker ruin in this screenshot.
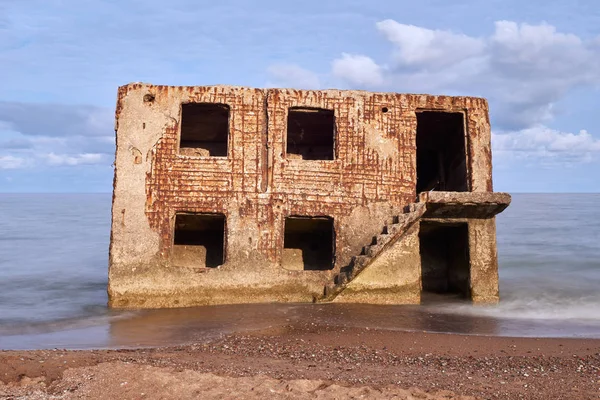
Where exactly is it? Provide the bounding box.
[108,84,510,309]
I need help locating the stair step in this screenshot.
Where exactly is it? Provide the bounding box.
[353,254,370,267]
[397,214,409,223]
[385,215,400,225]
[334,272,349,285]
[349,255,370,277]
[403,204,417,213]
[376,233,391,245]
[385,212,420,235]
[366,243,384,257]
[386,224,401,235]
[324,283,337,297]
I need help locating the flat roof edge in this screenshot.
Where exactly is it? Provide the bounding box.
[116,82,488,102]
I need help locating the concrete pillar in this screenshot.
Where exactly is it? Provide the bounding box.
[468,217,500,303]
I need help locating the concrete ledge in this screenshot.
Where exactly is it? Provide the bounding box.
[419,192,511,219]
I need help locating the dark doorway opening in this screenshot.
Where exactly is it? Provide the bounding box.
[173,213,226,268]
[283,216,335,270]
[179,103,230,157]
[419,222,470,298]
[286,108,335,160]
[416,111,468,193]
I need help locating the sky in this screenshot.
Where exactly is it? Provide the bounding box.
[1,0,599,193]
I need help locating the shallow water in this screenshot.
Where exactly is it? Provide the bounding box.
[0,193,599,350]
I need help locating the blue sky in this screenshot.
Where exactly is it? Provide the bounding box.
[1,0,599,193]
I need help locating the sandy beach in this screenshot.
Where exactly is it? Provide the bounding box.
[2,323,599,399]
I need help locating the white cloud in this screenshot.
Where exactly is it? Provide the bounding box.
[0,151,110,169]
[44,153,107,166]
[266,64,320,89]
[0,155,28,169]
[327,20,600,130]
[331,53,384,87]
[0,102,115,170]
[376,20,485,69]
[0,102,113,137]
[490,21,592,79]
[267,19,600,168]
[487,21,600,129]
[493,126,600,164]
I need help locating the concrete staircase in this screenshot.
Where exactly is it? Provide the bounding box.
[316,202,427,302]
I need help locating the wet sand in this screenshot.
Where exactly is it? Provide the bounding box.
[1,323,600,399]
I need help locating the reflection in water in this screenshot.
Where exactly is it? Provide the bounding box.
[106,301,503,349]
[3,299,600,350]
[106,299,600,350]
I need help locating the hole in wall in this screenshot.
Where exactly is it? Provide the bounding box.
[180,103,230,157]
[382,107,389,113]
[283,216,335,271]
[416,111,468,193]
[173,213,226,268]
[419,222,470,298]
[286,108,335,160]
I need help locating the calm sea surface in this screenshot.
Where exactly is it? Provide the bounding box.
[1,193,599,349]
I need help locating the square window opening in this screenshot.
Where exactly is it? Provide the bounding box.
[173,213,226,268]
[416,111,468,193]
[179,103,230,157]
[283,216,335,271]
[419,222,470,300]
[286,108,335,160]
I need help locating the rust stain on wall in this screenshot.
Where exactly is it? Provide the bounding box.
[108,83,506,309]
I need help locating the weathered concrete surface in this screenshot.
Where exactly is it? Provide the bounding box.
[468,218,500,303]
[420,191,511,219]
[108,83,504,308]
[318,203,426,302]
[333,224,422,304]
[466,106,493,192]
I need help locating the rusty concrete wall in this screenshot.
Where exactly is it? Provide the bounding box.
[108,83,495,308]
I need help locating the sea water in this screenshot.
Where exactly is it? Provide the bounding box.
[0,193,599,349]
